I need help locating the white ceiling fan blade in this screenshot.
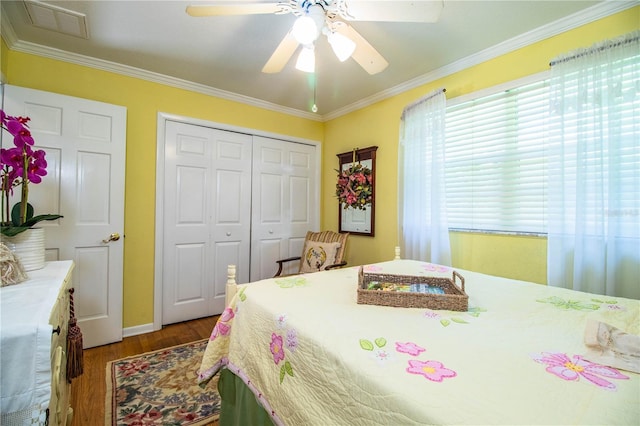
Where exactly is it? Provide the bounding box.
[344,0,443,23]
[186,2,280,17]
[262,30,300,73]
[336,24,388,75]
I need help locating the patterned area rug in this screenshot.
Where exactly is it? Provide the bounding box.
[106,339,220,425]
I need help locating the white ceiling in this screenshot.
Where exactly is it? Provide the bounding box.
[0,1,633,119]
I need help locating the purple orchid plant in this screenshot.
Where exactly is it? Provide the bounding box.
[1,109,62,237]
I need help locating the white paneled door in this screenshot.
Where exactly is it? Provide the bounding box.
[3,85,127,348]
[162,121,252,325]
[250,136,318,280]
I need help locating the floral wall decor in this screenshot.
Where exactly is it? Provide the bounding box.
[336,162,373,210]
[336,146,377,236]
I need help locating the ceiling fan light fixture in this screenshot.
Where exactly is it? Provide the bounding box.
[295,46,315,73]
[328,31,356,62]
[292,15,318,45]
[292,4,326,45]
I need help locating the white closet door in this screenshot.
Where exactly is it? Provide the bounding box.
[162,121,251,325]
[250,136,318,280]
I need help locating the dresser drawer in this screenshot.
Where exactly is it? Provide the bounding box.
[49,291,69,359]
[48,270,73,426]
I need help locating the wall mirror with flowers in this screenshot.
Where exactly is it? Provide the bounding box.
[336,146,377,237]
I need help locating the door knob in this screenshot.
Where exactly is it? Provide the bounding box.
[102,232,121,243]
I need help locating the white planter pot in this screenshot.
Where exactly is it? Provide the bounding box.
[2,228,46,271]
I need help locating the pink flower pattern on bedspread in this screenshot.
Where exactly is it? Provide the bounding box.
[210,307,235,340]
[269,314,297,384]
[395,341,426,357]
[406,360,457,382]
[421,263,451,273]
[359,338,458,382]
[363,264,383,272]
[531,352,629,390]
[270,333,285,365]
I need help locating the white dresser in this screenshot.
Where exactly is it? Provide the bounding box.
[1,261,75,426]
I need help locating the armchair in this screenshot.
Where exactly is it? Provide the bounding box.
[274,231,349,277]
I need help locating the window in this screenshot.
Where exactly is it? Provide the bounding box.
[444,76,550,234]
[546,32,639,299]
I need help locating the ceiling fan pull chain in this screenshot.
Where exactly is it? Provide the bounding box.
[312,77,318,113]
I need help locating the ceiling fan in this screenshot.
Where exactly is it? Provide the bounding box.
[186,1,443,75]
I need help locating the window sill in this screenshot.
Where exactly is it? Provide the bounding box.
[449,228,547,238]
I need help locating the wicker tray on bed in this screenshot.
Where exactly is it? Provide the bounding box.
[357,266,468,311]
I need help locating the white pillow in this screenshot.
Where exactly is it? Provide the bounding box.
[299,241,341,273]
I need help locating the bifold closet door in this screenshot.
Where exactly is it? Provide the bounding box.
[162,121,252,325]
[250,136,319,280]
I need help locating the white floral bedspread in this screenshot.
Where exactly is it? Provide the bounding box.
[198,259,640,425]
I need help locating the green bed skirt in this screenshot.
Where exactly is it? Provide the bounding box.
[217,368,275,426]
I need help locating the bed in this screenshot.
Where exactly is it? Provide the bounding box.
[197,258,640,425]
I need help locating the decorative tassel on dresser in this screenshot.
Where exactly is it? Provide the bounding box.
[66,288,84,381]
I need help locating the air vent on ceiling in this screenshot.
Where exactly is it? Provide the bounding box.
[23,0,88,39]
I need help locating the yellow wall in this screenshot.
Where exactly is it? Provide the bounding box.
[3,51,323,327]
[3,6,637,327]
[1,38,7,80]
[322,7,639,284]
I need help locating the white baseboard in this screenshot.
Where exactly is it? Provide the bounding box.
[123,323,155,338]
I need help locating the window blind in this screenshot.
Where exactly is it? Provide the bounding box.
[444,79,550,233]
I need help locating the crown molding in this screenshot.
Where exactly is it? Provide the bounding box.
[8,40,322,121]
[0,11,18,46]
[0,12,16,85]
[0,16,322,122]
[323,0,637,121]
[2,1,635,122]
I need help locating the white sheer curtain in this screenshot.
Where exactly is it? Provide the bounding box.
[398,88,451,265]
[547,31,640,299]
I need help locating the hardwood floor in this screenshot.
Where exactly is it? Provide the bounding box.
[70,315,219,425]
